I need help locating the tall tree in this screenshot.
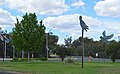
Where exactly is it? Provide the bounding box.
[48,32,59,55]
[64,36,72,48]
[55,45,67,61]
[11,13,45,63]
[64,36,74,56]
[107,40,120,63]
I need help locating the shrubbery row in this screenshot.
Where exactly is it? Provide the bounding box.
[11,57,48,62]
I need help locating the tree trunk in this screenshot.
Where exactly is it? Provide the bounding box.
[13,45,15,59]
[28,50,30,63]
[112,58,115,63]
[61,57,64,61]
[22,50,24,59]
[62,58,64,61]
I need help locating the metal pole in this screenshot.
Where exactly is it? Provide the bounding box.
[4,42,6,58]
[82,29,84,68]
[2,42,4,62]
[104,42,106,63]
[13,45,15,58]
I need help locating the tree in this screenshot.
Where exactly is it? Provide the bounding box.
[72,37,81,56]
[107,40,120,63]
[64,36,72,48]
[48,32,59,55]
[11,13,45,63]
[55,45,67,61]
[64,36,75,56]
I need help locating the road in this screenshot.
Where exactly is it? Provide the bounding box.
[0,71,28,74]
[0,72,14,74]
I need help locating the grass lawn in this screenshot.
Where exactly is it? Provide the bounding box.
[0,61,120,74]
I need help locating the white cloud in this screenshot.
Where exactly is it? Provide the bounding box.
[0,0,5,5]
[43,14,105,42]
[0,8,16,30]
[43,14,79,32]
[43,14,120,44]
[71,0,85,7]
[94,0,120,17]
[4,0,68,15]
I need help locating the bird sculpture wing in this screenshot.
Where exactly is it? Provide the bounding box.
[100,36,108,43]
[3,35,10,43]
[80,20,89,32]
[106,34,114,40]
[100,36,105,41]
[81,20,88,28]
[79,16,89,32]
[0,34,3,41]
[102,31,106,37]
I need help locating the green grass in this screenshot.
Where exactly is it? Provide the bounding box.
[0,61,120,74]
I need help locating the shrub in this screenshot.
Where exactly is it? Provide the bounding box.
[19,58,28,62]
[66,59,74,63]
[11,58,29,62]
[10,57,48,62]
[39,57,48,61]
[10,57,18,62]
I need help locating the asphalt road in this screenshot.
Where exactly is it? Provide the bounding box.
[0,72,14,74]
[0,71,28,74]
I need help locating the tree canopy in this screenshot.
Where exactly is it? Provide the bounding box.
[11,13,45,63]
[107,40,120,63]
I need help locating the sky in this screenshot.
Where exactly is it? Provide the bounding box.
[0,0,120,44]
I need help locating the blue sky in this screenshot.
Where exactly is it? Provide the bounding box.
[0,0,120,44]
